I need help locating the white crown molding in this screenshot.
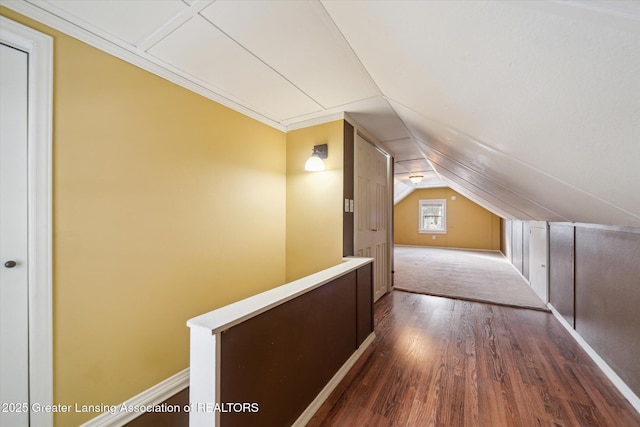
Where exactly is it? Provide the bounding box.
[0,1,393,138]
[1,0,288,132]
[285,111,346,132]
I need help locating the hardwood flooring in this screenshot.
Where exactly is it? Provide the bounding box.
[308,290,640,427]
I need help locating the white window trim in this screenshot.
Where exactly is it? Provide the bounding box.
[418,199,447,234]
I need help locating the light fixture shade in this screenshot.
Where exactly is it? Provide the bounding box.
[409,175,423,184]
[305,155,325,171]
[305,144,328,171]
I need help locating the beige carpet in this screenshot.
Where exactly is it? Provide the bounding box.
[394,246,549,311]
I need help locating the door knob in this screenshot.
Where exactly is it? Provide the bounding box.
[4,260,17,268]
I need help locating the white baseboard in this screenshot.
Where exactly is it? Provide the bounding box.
[80,368,189,427]
[78,306,640,426]
[293,332,376,427]
[548,304,640,414]
[395,244,502,253]
[79,332,375,427]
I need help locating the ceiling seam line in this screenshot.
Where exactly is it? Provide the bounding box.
[198,14,326,112]
[136,1,214,51]
[317,0,386,98]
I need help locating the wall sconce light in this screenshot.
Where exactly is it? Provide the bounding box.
[409,175,423,185]
[304,144,328,171]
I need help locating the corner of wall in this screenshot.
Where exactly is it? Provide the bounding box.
[285,120,345,281]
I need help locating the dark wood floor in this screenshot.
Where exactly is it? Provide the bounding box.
[308,290,640,427]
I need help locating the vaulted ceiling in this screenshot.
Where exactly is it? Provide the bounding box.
[4,0,640,226]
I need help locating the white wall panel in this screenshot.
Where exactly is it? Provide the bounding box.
[148,16,320,120]
[201,0,378,109]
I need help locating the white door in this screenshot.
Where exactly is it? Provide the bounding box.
[0,42,30,426]
[355,135,390,302]
[529,221,548,303]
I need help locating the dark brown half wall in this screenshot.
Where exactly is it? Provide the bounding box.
[574,225,640,396]
[356,262,373,347]
[219,264,373,427]
[125,262,373,427]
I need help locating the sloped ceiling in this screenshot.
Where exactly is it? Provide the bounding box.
[3,0,639,226]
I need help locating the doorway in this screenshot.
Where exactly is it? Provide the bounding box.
[0,17,53,427]
[354,133,392,302]
[1,40,30,427]
[529,221,549,302]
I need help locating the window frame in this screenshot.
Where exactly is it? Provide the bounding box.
[418,199,447,234]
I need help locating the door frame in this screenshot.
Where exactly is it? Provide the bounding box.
[352,126,393,300]
[529,220,549,303]
[0,16,53,427]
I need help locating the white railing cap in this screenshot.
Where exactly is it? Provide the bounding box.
[187,257,373,333]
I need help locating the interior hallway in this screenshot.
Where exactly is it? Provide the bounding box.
[309,291,640,426]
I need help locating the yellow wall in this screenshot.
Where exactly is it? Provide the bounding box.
[1,8,288,426]
[285,121,344,281]
[394,187,501,250]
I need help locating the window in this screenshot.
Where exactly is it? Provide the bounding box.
[419,199,446,233]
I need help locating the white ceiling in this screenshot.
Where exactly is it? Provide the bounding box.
[4,0,640,226]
